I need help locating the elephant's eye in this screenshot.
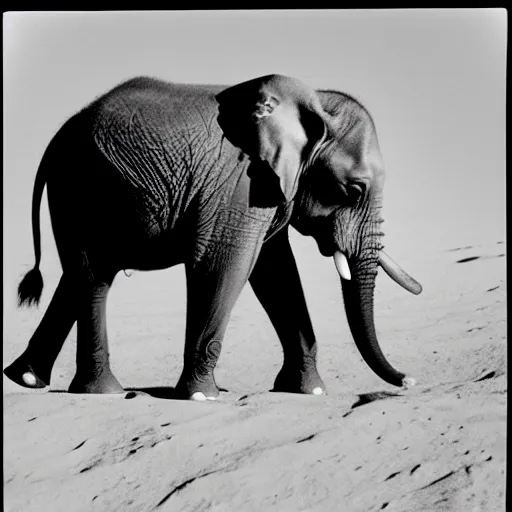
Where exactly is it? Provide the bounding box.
[344,181,366,205]
[349,181,366,196]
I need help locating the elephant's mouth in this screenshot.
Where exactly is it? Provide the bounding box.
[292,215,338,257]
[316,238,338,257]
[304,228,338,257]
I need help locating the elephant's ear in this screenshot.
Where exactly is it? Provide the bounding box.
[216,74,327,202]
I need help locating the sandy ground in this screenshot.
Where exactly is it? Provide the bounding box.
[4,231,506,512]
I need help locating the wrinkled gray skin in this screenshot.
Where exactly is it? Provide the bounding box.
[4,75,422,399]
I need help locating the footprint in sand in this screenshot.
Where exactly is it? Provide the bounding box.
[350,391,400,410]
[447,242,504,263]
[456,254,504,264]
[456,256,480,263]
[448,241,503,252]
[447,245,474,252]
[474,370,498,382]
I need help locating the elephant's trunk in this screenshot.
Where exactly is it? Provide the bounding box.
[338,258,411,387]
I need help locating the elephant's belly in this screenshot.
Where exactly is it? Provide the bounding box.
[101,225,187,272]
[72,202,186,273]
[124,241,185,271]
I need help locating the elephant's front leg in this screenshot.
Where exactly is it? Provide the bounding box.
[249,228,326,395]
[175,244,262,401]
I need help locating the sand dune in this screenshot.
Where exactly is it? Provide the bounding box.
[4,236,506,511]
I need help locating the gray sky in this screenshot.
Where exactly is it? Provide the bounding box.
[3,9,506,283]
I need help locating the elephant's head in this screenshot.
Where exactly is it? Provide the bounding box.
[216,74,422,387]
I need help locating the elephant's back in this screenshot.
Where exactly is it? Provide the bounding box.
[90,77,225,122]
[86,77,228,168]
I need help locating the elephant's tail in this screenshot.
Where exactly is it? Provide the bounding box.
[18,155,47,307]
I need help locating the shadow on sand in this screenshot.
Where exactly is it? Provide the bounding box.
[47,386,176,400]
[125,387,176,399]
[49,385,230,400]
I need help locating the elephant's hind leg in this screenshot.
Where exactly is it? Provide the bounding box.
[4,272,77,389]
[68,269,124,394]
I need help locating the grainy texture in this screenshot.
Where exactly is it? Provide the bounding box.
[4,235,505,512]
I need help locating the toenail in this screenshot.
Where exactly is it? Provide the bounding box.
[312,387,323,395]
[401,377,416,389]
[191,392,207,401]
[22,372,37,387]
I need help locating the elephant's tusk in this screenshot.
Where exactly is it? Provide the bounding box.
[378,250,423,295]
[334,251,351,281]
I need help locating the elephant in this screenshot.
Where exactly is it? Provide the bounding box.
[4,74,422,400]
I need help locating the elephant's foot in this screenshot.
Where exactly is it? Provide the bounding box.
[272,363,326,396]
[68,368,124,394]
[174,372,220,401]
[3,356,50,389]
